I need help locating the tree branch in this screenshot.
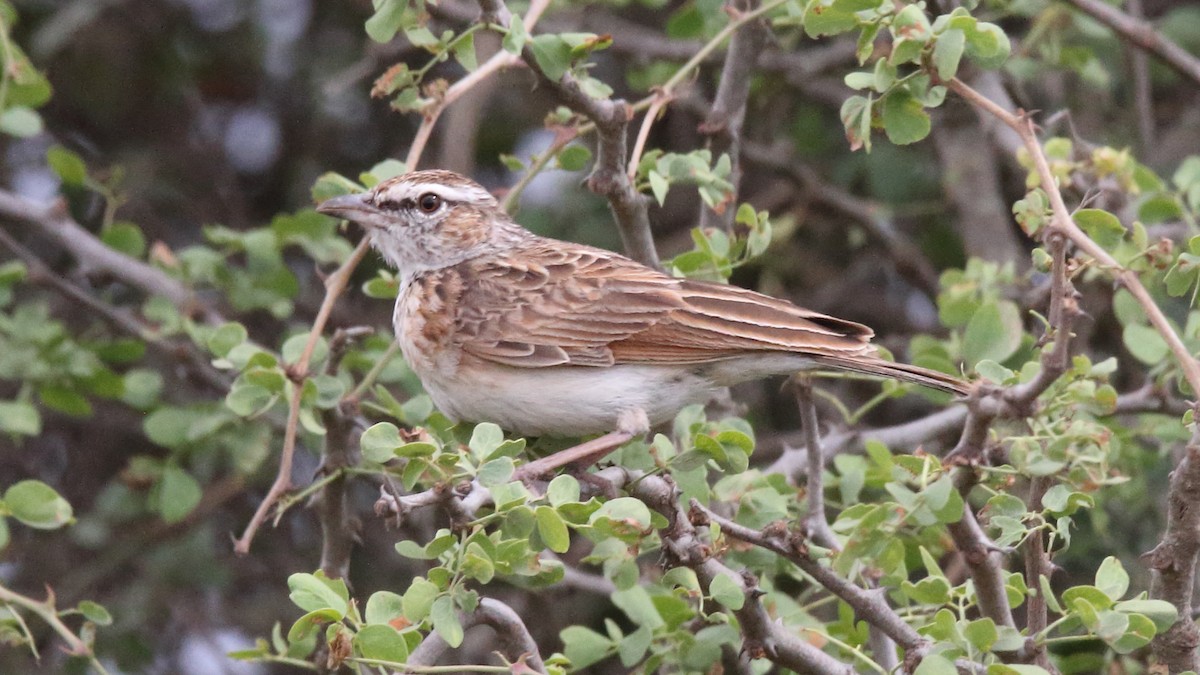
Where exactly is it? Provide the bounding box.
[948,76,1200,396]
[697,0,769,232]
[404,597,547,673]
[525,63,660,268]
[0,189,223,325]
[1144,414,1200,673]
[1061,0,1200,87]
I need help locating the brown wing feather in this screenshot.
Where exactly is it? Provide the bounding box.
[446,239,879,368]
[450,241,684,367]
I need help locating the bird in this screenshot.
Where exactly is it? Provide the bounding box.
[317,169,969,452]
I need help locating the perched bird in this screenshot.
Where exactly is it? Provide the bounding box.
[318,170,968,442]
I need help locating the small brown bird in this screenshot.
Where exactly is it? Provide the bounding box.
[318,170,968,440]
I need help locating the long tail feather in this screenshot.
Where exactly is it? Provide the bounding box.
[812,355,970,396]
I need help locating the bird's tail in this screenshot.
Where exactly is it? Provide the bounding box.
[811,355,970,396]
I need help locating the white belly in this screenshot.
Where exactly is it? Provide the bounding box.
[421,362,719,437]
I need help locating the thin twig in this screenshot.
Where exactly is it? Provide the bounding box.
[791,377,838,549]
[0,584,112,675]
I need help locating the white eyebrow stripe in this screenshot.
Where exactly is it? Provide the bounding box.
[386,182,495,205]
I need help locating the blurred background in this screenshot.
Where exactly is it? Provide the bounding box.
[3,0,1200,672]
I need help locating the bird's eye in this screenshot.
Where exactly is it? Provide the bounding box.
[377,198,401,211]
[417,193,442,213]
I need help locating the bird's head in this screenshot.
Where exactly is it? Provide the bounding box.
[317,169,518,274]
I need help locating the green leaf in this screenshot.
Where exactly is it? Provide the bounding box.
[915,654,958,675]
[964,617,998,651]
[1122,323,1169,365]
[4,480,73,529]
[0,518,9,551]
[1095,556,1130,600]
[840,94,873,151]
[225,383,275,417]
[648,170,669,205]
[287,608,341,643]
[157,466,202,523]
[402,578,439,622]
[963,300,1023,364]
[0,400,41,436]
[530,35,573,81]
[47,145,87,186]
[461,542,495,583]
[77,600,113,626]
[590,497,652,530]
[557,145,591,171]
[451,31,478,71]
[709,572,745,610]
[431,596,464,647]
[536,505,571,553]
[1114,599,1178,631]
[547,474,581,507]
[1074,209,1126,250]
[502,14,528,54]
[361,422,403,463]
[0,106,42,138]
[207,322,249,358]
[38,385,91,417]
[560,625,613,669]
[288,571,349,617]
[803,0,881,37]
[612,586,664,629]
[1112,611,1156,654]
[365,591,405,625]
[882,89,931,145]
[478,457,515,487]
[933,29,965,80]
[100,222,146,258]
[365,0,406,43]
[468,422,504,459]
[354,624,409,662]
[962,20,1011,69]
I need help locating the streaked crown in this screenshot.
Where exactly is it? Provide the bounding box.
[317,169,522,276]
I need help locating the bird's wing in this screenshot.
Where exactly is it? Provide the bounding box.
[442,239,876,368]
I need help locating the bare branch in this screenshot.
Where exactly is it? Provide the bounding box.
[1023,476,1058,672]
[525,64,660,268]
[766,405,968,480]
[945,472,1017,630]
[790,377,838,549]
[1061,0,1200,87]
[1144,415,1200,673]
[0,189,223,324]
[697,0,769,231]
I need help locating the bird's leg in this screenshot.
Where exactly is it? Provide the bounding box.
[513,409,650,482]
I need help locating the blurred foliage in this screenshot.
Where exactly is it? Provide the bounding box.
[1,0,1200,673]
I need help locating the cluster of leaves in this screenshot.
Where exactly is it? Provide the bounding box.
[828,3,1010,149]
[6,0,1200,672]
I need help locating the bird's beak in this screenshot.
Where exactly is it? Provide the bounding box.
[316,193,383,226]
